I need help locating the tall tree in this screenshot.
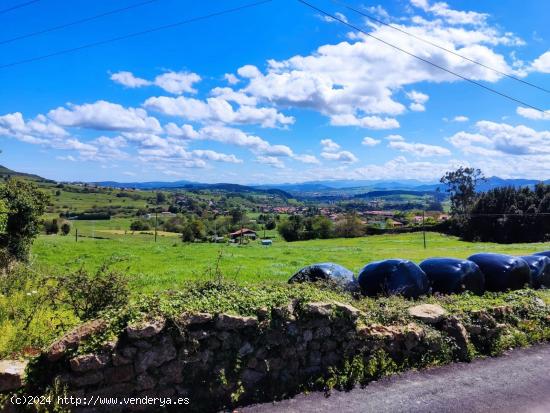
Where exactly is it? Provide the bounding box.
[0,178,49,261]
[440,167,485,217]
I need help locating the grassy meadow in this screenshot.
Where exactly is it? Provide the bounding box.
[32,220,550,292]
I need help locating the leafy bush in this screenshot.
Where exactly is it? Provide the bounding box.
[60,222,71,236]
[130,219,151,231]
[57,264,130,320]
[0,178,49,261]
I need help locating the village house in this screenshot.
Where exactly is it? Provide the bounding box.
[229,228,257,240]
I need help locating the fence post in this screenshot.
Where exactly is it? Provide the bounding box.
[423,210,426,249]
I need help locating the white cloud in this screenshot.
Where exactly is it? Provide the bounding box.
[164,123,200,139]
[448,121,550,156]
[143,95,294,128]
[197,125,294,157]
[292,154,320,164]
[224,73,240,85]
[110,71,151,88]
[388,140,451,156]
[234,6,519,129]
[153,71,201,94]
[531,51,550,73]
[516,106,550,121]
[237,65,262,79]
[406,90,429,112]
[385,134,405,141]
[453,115,469,122]
[318,12,348,24]
[320,138,340,152]
[255,156,285,169]
[48,100,162,133]
[410,0,488,26]
[0,112,67,144]
[362,137,381,146]
[110,70,201,95]
[321,150,358,163]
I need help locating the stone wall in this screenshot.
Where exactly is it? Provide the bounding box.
[7,300,544,412]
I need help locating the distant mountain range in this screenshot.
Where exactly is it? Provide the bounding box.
[1,164,549,196]
[92,176,550,197]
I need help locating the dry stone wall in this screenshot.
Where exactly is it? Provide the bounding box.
[7,300,542,412]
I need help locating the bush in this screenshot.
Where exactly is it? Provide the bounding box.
[58,264,130,320]
[60,222,71,236]
[130,220,151,231]
[44,219,59,235]
[0,178,49,261]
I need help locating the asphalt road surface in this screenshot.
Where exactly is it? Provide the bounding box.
[240,343,550,413]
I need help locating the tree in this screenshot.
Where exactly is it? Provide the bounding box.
[334,213,365,238]
[0,178,49,261]
[156,192,167,204]
[440,167,485,217]
[265,219,276,230]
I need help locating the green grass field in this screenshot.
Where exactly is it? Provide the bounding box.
[32,224,550,293]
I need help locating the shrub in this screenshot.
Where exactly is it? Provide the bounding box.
[60,222,71,236]
[0,178,49,261]
[58,264,130,320]
[44,219,59,235]
[130,220,151,231]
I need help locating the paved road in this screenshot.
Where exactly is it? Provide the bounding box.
[241,343,550,413]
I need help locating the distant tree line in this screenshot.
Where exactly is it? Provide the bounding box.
[440,167,550,243]
[277,213,365,242]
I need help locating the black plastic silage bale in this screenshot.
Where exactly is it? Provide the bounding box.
[521,255,550,289]
[467,253,531,292]
[288,262,358,291]
[419,258,485,295]
[357,259,429,298]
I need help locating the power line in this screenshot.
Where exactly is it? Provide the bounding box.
[0,0,162,46]
[298,0,547,114]
[0,0,272,69]
[333,0,550,95]
[0,0,41,15]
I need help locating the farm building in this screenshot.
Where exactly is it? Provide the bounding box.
[230,228,257,240]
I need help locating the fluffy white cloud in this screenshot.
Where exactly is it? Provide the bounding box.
[255,155,285,169]
[362,137,381,146]
[110,71,151,88]
[144,95,294,128]
[292,154,320,164]
[321,150,358,163]
[320,138,340,152]
[516,106,550,121]
[406,90,429,112]
[531,51,550,73]
[232,5,519,129]
[0,112,67,144]
[410,0,488,26]
[110,70,201,94]
[153,71,201,94]
[48,101,162,133]
[448,121,550,156]
[388,140,451,156]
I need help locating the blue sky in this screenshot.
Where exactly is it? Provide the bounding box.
[1,0,549,183]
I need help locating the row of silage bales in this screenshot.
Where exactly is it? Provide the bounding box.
[288,250,550,298]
